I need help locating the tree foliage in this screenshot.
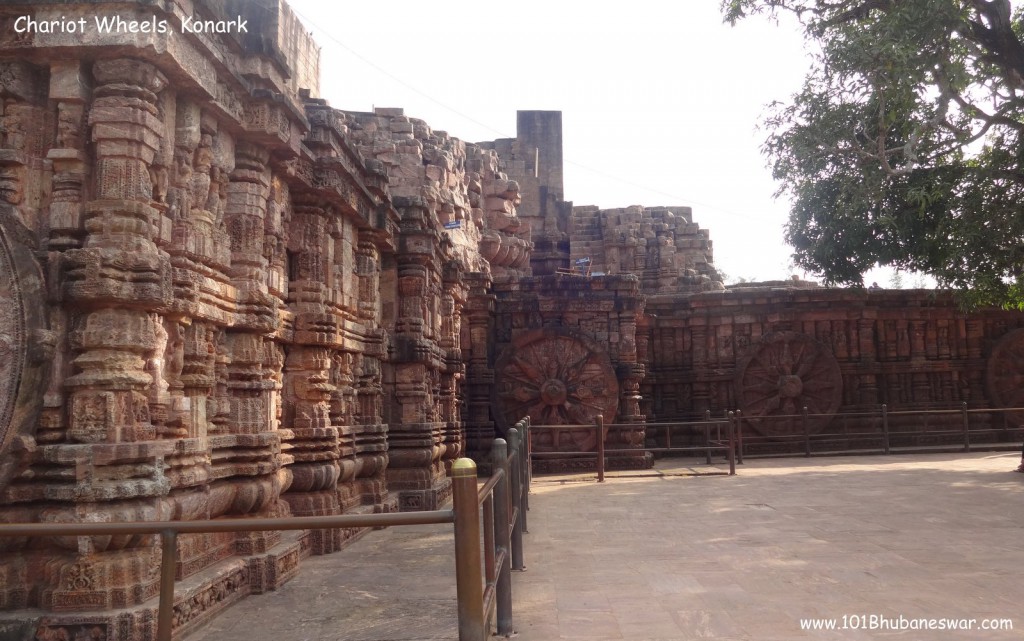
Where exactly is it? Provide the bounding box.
[723,0,1024,307]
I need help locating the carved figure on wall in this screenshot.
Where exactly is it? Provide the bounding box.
[735,331,843,437]
[1,100,27,151]
[190,133,213,215]
[55,103,84,150]
[207,164,228,225]
[0,227,26,480]
[167,147,193,223]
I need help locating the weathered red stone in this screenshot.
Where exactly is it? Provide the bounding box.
[1,1,1023,638]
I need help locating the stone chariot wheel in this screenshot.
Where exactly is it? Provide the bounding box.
[493,329,618,451]
[0,215,47,492]
[735,331,842,438]
[985,328,1024,424]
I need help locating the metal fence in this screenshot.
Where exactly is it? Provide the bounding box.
[0,419,532,641]
[729,401,1024,456]
[531,405,1024,472]
[459,418,530,639]
[531,414,738,479]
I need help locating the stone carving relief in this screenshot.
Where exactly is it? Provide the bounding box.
[735,331,843,437]
[0,224,24,440]
[494,329,619,450]
[0,214,46,493]
[985,328,1024,423]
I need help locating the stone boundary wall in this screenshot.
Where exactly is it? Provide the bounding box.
[644,287,1024,449]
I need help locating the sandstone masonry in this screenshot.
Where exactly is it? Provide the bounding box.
[1,1,1023,639]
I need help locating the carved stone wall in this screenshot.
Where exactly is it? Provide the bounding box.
[571,205,723,293]
[2,1,1024,636]
[642,287,1024,448]
[0,1,509,638]
[491,109,1024,465]
[492,274,651,471]
[339,107,532,499]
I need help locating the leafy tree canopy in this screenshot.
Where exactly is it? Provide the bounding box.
[723,0,1024,307]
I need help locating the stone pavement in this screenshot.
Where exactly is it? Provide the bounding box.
[187,452,1024,641]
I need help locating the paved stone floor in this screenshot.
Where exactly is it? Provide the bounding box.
[187,452,1024,640]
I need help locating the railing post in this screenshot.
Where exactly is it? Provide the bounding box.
[522,418,531,525]
[962,402,971,452]
[157,529,177,641]
[596,415,606,482]
[491,439,513,636]
[704,410,712,464]
[665,421,672,452]
[735,409,744,464]
[508,428,525,571]
[516,420,529,534]
[802,406,811,457]
[452,458,486,641]
[881,404,890,455]
[727,411,736,476]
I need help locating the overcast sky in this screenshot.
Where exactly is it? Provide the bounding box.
[287,1,832,283]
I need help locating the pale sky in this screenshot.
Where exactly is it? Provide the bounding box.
[287,1,830,284]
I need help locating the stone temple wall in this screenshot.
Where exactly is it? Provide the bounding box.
[0,1,529,637]
[2,0,1024,637]
[486,110,1024,465]
[337,106,532,468]
[490,273,650,471]
[480,110,571,276]
[570,204,723,293]
[340,108,531,286]
[644,287,1024,448]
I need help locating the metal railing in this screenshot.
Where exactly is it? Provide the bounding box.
[717,404,1024,459]
[0,420,532,641]
[456,418,531,640]
[641,411,738,474]
[531,414,737,479]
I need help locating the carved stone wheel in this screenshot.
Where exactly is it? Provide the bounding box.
[985,328,1024,424]
[0,216,47,493]
[493,330,618,450]
[735,331,842,437]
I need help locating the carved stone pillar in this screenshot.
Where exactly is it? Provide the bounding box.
[439,262,466,474]
[225,143,270,287]
[282,345,341,553]
[355,339,390,510]
[617,312,643,422]
[356,240,380,322]
[463,272,495,463]
[965,319,983,360]
[352,236,391,510]
[858,318,877,363]
[42,58,173,612]
[331,351,360,513]
[214,334,288,555]
[264,177,289,301]
[215,144,287,555]
[690,326,710,415]
[387,208,449,510]
[910,320,928,360]
[47,62,88,253]
[281,199,346,547]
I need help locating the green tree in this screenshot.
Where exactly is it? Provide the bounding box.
[723,0,1024,307]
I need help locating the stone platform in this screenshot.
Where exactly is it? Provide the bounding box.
[185,452,1024,641]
